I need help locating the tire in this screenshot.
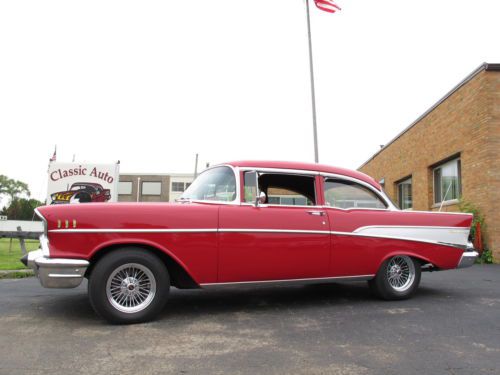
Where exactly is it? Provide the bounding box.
[88,248,170,324]
[368,255,421,300]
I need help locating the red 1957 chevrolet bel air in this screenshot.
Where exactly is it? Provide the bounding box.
[23,161,478,323]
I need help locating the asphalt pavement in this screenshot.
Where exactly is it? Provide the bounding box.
[0,265,499,375]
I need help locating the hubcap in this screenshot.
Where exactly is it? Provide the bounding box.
[106,263,156,314]
[386,255,415,292]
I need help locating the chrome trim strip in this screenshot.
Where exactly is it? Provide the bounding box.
[200,274,375,288]
[354,225,467,231]
[179,164,241,206]
[320,172,396,210]
[238,166,319,176]
[219,228,330,235]
[49,227,468,248]
[49,228,218,233]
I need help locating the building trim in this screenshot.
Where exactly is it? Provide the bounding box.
[359,62,500,169]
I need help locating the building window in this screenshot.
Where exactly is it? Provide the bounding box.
[172,182,186,192]
[397,178,412,210]
[118,181,133,195]
[433,158,461,204]
[142,181,162,196]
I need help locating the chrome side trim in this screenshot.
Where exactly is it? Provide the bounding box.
[49,228,218,233]
[219,228,329,235]
[200,274,375,288]
[49,227,468,249]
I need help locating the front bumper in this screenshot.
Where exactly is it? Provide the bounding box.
[21,249,89,288]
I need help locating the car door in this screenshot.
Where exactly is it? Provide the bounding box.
[322,176,393,277]
[217,171,330,283]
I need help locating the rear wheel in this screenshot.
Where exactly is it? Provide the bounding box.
[369,255,421,300]
[88,248,169,324]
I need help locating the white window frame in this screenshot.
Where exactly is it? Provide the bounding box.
[397,177,412,210]
[433,158,461,205]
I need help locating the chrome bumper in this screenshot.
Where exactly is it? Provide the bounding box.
[457,250,479,269]
[23,249,89,288]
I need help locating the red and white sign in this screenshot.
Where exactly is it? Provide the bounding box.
[46,162,120,205]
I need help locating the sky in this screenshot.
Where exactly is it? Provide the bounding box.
[1,0,499,201]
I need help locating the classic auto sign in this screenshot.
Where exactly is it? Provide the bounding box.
[46,162,120,205]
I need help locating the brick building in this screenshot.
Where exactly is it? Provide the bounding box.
[359,63,500,259]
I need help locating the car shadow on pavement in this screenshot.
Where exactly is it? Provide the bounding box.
[32,280,450,324]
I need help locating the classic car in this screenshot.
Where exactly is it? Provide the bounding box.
[50,182,111,204]
[23,161,478,324]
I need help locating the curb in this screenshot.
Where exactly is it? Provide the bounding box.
[0,269,35,279]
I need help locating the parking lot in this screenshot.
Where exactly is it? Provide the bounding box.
[0,265,499,375]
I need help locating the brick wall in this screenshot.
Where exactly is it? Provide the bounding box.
[359,68,500,259]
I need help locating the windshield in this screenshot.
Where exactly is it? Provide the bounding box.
[180,166,237,202]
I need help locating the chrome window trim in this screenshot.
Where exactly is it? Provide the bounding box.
[321,173,397,211]
[181,165,240,206]
[239,202,324,209]
[238,166,319,176]
[239,167,319,206]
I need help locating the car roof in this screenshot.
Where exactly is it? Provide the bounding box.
[71,182,103,188]
[223,160,381,190]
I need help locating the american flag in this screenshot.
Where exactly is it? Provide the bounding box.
[49,146,57,162]
[314,0,341,13]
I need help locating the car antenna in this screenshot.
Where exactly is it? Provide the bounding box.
[438,183,453,212]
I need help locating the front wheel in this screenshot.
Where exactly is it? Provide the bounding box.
[369,255,421,300]
[88,248,170,324]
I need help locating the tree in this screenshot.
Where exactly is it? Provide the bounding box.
[2,198,43,220]
[0,175,31,207]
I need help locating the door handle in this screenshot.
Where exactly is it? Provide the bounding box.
[307,210,325,216]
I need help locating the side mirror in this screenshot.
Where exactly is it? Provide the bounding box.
[255,191,266,207]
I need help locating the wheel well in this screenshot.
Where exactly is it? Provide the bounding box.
[85,244,200,289]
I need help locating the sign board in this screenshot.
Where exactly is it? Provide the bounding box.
[46,162,120,205]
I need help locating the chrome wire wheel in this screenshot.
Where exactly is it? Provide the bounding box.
[386,255,415,292]
[106,263,157,314]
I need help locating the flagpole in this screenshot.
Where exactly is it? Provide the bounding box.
[306,0,319,163]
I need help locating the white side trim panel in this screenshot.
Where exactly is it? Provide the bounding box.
[353,226,470,247]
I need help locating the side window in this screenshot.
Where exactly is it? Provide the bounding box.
[243,171,258,203]
[243,172,316,206]
[324,179,387,209]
